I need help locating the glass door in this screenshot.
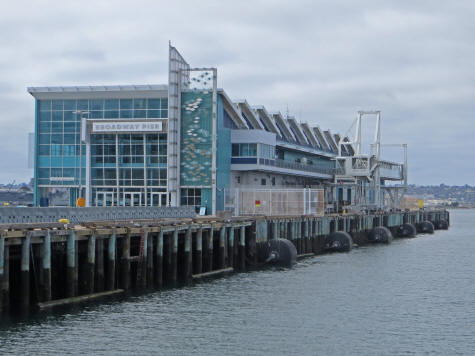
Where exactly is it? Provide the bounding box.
[96,192,115,207]
[123,192,142,207]
[150,192,168,207]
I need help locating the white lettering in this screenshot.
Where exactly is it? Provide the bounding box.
[92,121,163,133]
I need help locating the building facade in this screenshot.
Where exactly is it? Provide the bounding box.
[30,45,388,214]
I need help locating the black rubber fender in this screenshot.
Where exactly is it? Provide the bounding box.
[326,231,353,252]
[397,223,417,238]
[369,226,393,244]
[417,220,435,234]
[434,219,448,230]
[260,238,297,268]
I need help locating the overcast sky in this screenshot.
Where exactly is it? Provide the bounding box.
[0,0,473,185]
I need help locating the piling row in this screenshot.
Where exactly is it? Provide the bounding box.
[0,209,449,313]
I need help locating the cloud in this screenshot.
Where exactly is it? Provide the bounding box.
[0,0,473,184]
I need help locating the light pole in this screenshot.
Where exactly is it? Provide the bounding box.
[73,110,90,204]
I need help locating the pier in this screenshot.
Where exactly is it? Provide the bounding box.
[0,209,449,314]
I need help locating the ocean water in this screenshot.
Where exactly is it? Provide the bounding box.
[0,209,473,355]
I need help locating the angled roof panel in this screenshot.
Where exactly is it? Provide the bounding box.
[218,90,248,129]
[236,100,264,130]
[313,126,330,151]
[287,117,308,145]
[343,137,355,156]
[272,112,296,143]
[253,106,280,136]
[301,123,320,148]
[324,130,338,153]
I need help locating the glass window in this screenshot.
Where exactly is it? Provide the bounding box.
[51,122,63,132]
[64,100,76,111]
[91,99,104,111]
[64,122,75,132]
[38,100,51,111]
[38,168,49,178]
[77,100,89,110]
[241,144,249,156]
[51,134,63,144]
[39,134,50,144]
[232,144,239,156]
[39,111,51,122]
[161,98,168,109]
[52,111,62,121]
[134,110,146,118]
[120,99,133,110]
[248,144,257,156]
[39,145,50,155]
[160,110,168,118]
[64,111,75,121]
[148,99,160,109]
[104,110,119,119]
[120,110,133,119]
[52,100,63,110]
[134,99,146,110]
[105,99,119,110]
[39,122,50,132]
[64,134,75,143]
[147,110,160,118]
[91,111,103,119]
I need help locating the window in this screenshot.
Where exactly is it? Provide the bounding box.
[231,143,258,157]
[261,178,266,186]
[271,177,275,186]
[180,188,201,207]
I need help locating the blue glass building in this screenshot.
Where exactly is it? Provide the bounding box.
[29,45,355,214]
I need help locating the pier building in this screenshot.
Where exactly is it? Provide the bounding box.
[28,45,405,214]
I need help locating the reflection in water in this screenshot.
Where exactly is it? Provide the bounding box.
[0,210,474,356]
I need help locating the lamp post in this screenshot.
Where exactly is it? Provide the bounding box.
[73,110,90,205]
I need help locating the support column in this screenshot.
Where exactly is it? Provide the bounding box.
[155,231,163,288]
[204,228,214,272]
[107,232,116,291]
[219,226,226,269]
[194,228,203,275]
[184,228,192,281]
[67,230,77,297]
[86,234,96,294]
[170,229,178,285]
[41,231,52,302]
[138,230,148,289]
[273,221,278,240]
[147,232,154,288]
[96,238,104,292]
[21,232,31,310]
[239,226,246,271]
[228,227,234,268]
[0,235,5,311]
[121,231,131,290]
[304,219,310,253]
[0,240,9,312]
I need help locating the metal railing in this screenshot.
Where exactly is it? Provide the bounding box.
[258,158,339,175]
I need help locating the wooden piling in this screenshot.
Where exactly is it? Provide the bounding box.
[0,235,5,311]
[96,238,105,292]
[155,231,163,288]
[1,242,9,312]
[239,226,246,271]
[170,229,178,285]
[184,228,192,281]
[41,231,52,302]
[204,228,213,272]
[21,232,31,309]
[147,232,154,288]
[194,228,203,275]
[86,234,96,294]
[219,226,226,269]
[67,230,77,297]
[107,232,116,291]
[228,227,234,269]
[137,230,148,289]
[120,231,131,290]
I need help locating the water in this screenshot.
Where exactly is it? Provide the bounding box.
[1,209,474,355]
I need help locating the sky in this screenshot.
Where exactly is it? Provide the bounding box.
[0,0,473,185]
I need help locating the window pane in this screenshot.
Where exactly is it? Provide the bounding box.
[120,99,133,110]
[120,110,132,118]
[161,98,168,109]
[104,110,119,119]
[105,99,119,110]
[38,100,51,111]
[91,99,104,111]
[134,110,146,118]
[64,100,76,110]
[77,100,89,110]
[147,110,160,118]
[134,99,146,110]
[52,100,63,110]
[148,99,160,109]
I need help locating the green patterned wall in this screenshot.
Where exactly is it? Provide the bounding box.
[180,91,213,186]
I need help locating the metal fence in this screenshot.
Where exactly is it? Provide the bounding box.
[231,188,324,216]
[0,206,196,225]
